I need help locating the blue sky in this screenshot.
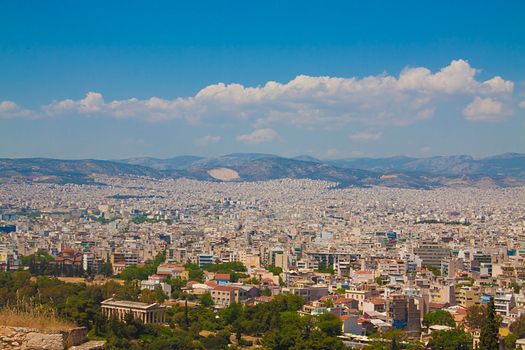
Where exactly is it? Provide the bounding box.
[1,1,524,159]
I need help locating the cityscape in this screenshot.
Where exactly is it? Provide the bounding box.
[1,1,525,350]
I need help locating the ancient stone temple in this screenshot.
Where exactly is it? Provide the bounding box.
[101,298,167,324]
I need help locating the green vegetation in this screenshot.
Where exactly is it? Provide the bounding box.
[97,216,121,224]
[415,219,471,226]
[21,249,55,275]
[424,264,442,277]
[184,263,205,282]
[422,310,455,328]
[316,261,335,274]
[510,281,522,294]
[119,251,165,281]
[374,276,386,286]
[267,265,283,276]
[0,269,344,349]
[479,297,499,350]
[427,329,472,350]
[365,329,409,350]
[132,215,171,225]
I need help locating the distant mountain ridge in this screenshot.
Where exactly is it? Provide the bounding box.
[0,152,523,188]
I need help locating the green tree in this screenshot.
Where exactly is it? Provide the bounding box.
[102,261,113,276]
[261,288,272,296]
[510,282,521,294]
[267,265,283,276]
[317,312,342,337]
[465,304,486,330]
[504,332,517,350]
[509,313,525,338]
[199,292,214,307]
[479,297,499,350]
[422,310,456,328]
[374,277,385,286]
[427,329,472,350]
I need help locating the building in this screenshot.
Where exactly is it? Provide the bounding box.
[288,285,329,303]
[101,298,167,324]
[112,252,140,267]
[414,241,450,268]
[0,244,19,271]
[140,275,172,297]
[197,253,214,268]
[156,263,189,279]
[386,294,421,336]
[346,288,374,311]
[210,285,248,307]
[494,291,516,316]
[82,253,103,274]
[50,248,84,276]
[456,286,481,308]
[378,259,406,276]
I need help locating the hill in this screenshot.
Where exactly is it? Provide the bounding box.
[1,153,523,188]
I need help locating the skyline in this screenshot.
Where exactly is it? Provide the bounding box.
[1,1,524,159]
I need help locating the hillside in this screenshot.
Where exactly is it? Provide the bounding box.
[1,153,524,188]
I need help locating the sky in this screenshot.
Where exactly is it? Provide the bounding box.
[1,1,524,160]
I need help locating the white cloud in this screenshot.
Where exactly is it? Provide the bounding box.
[0,59,515,125]
[0,101,31,118]
[237,128,278,144]
[519,100,525,109]
[463,97,509,122]
[350,131,383,141]
[0,101,17,112]
[196,135,221,146]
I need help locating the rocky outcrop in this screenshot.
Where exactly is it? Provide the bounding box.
[0,326,94,349]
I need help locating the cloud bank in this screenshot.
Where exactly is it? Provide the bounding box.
[0,60,515,126]
[237,128,279,144]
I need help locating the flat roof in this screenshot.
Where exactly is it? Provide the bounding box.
[101,298,165,310]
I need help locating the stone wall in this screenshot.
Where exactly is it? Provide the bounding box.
[0,326,87,349]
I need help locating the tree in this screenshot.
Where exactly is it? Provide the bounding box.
[261,288,272,296]
[427,329,472,350]
[510,281,521,294]
[323,299,334,308]
[465,304,486,330]
[199,292,214,307]
[504,332,517,350]
[510,313,525,338]
[374,277,385,286]
[102,261,113,276]
[479,297,499,350]
[422,310,456,328]
[425,264,442,277]
[267,265,283,276]
[317,312,342,337]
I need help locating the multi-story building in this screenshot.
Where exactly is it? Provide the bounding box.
[494,290,515,316]
[210,285,249,307]
[456,286,481,308]
[414,241,450,268]
[386,294,421,336]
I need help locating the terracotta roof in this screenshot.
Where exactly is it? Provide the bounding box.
[204,281,218,287]
[215,273,231,281]
[213,285,240,292]
[335,298,354,304]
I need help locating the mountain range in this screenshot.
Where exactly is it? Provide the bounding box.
[0,153,524,189]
